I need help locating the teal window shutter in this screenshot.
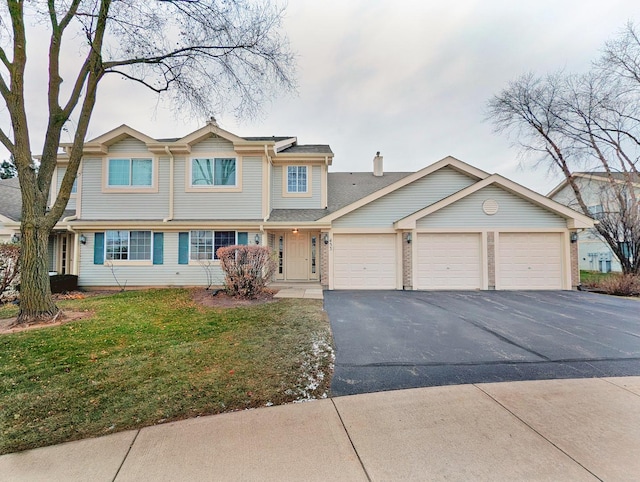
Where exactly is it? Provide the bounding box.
[94,232,104,264]
[237,232,248,245]
[153,233,164,265]
[178,232,189,264]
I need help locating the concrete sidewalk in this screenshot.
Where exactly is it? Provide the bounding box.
[2,377,640,481]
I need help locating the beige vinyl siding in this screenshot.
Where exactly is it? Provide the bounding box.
[417,185,566,228]
[108,137,149,153]
[190,135,234,152]
[79,156,170,220]
[271,165,323,209]
[332,167,477,228]
[56,167,76,211]
[173,156,263,219]
[78,231,224,287]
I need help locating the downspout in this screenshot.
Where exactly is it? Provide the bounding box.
[264,144,271,222]
[163,146,174,222]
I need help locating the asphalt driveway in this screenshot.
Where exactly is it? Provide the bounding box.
[325,290,640,396]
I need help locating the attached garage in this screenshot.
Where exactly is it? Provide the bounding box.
[332,234,397,289]
[497,232,564,290]
[416,233,483,289]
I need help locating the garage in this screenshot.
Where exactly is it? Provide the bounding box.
[497,232,563,289]
[416,233,483,289]
[333,234,397,289]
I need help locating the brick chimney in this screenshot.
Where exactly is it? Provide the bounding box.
[373,152,383,176]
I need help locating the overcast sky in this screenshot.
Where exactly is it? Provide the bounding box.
[28,1,640,194]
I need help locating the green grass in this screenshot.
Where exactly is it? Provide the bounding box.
[0,289,333,455]
[580,270,616,285]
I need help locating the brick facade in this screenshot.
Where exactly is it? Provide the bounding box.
[487,232,496,289]
[320,233,329,288]
[570,236,579,289]
[403,232,412,289]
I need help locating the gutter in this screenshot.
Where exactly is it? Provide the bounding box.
[163,146,175,222]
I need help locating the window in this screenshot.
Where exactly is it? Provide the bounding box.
[190,230,236,260]
[108,158,153,187]
[191,158,236,186]
[71,178,78,194]
[106,230,152,261]
[588,204,604,220]
[287,166,307,193]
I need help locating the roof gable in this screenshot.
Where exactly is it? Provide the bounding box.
[85,124,158,146]
[396,174,594,230]
[547,172,640,198]
[319,156,489,222]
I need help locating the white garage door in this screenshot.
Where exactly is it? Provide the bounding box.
[416,233,483,289]
[333,234,397,289]
[498,233,563,290]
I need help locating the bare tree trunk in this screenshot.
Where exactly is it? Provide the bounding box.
[16,221,58,322]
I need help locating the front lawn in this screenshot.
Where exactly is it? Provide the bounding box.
[0,289,334,455]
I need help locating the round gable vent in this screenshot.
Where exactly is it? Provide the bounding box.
[482,199,499,215]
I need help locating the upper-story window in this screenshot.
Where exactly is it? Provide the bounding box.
[108,158,153,187]
[71,178,78,194]
[191,158,236,187]
[287,166,307,193]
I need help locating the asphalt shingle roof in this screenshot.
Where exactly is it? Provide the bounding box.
[267,171,413,222]
[279,145,333,155]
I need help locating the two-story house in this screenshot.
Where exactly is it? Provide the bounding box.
[549,172,640,273]
[1,121,593,290]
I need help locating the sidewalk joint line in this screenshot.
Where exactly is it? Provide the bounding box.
[600,377,640,398]
[331,398,372,482]
[112,429,140,482]
[473,384,603,481]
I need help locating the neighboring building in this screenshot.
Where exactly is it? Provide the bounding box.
[549,172,640,273]
[0,177,22,243]
[0,122,593,290]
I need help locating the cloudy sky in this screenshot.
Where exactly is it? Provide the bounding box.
[23,0,640,194]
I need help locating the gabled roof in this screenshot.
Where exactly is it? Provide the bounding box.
[396,174,594,230]
[318,156,489,222]
[61,123,330,159]
[547,172,640,198]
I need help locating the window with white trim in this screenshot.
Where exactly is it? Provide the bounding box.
[105,230,152,261]
[108,158,153,187]
[287,166,307,193]
[191,158,236,186]
[190,230,236,260]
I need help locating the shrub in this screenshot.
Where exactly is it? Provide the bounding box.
[217,245,277,299]
[584,273,640,297]
[0,243,20,303]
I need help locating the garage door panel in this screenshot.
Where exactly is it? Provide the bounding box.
[417,233,482,290]
[333,234,396,289]
[498,233,563,290]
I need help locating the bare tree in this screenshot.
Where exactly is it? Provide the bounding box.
[0,0,295,323]
[487,23,640,274]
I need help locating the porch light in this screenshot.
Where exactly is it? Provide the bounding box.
[292,228,299,234]
[79,234,87,245]
[570,232,578,243]
[406,232,412,244]
[323,233,329,245]
[254,234,260,244]
[10,233,19,243]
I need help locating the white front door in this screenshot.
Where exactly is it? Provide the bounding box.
[286,232,309,280]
